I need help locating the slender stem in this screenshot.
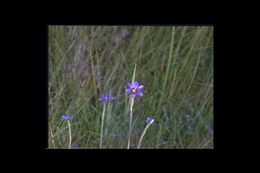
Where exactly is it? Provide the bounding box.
[67,121,72,149]
[48,123,56,148]
[127,64,137,149]
[137,125,150,149]
[100,103,106,149]
[127,97,134,149]
[132,64,137,84]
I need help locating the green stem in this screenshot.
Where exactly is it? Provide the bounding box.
[127,97,134,149]
[67,121,72,149]
[48,123,56,149]
[100,103,106,149]
[137,125,150,149]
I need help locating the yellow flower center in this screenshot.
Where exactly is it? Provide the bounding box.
[132,88,136,93]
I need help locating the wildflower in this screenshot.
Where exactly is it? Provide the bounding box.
[98,94,114,148]
[137,116,155,149]
[61,114,73,121]
[61,114,73,149]
[126,81,144,99]
[99,94,114,104]
[146,117,154,125]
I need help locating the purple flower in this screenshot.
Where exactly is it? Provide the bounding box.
[126,81,144,99]
[99,94,114,103]
[146,117,154,125]
[61,114,73,121]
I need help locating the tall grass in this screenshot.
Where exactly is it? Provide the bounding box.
[48,26,213,149]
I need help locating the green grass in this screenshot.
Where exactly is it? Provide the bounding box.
[48,26,213,149]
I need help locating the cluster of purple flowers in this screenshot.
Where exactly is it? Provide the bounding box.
[59,80,154,142]
[98,81,144,102]
[97,81,154,125]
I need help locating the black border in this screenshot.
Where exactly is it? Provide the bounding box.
[30,18,223,163]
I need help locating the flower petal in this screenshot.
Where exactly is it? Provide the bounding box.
[137,85,144,90]
[137,91,143,97]
[133,81,139,88]
[126,88,132,93]
[127,82,132,88]
[131,93,137,98]
[61,115,73,121]
[109,96,114,101]
[99,95,105,100]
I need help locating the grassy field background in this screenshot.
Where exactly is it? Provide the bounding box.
[48,26,213,149]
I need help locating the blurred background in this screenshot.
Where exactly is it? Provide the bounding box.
[48,26,213,149]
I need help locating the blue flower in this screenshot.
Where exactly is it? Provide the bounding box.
[61,114,73,121]
[99,94,114,103]
[126,81,144,99]
[146,117,154,125]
